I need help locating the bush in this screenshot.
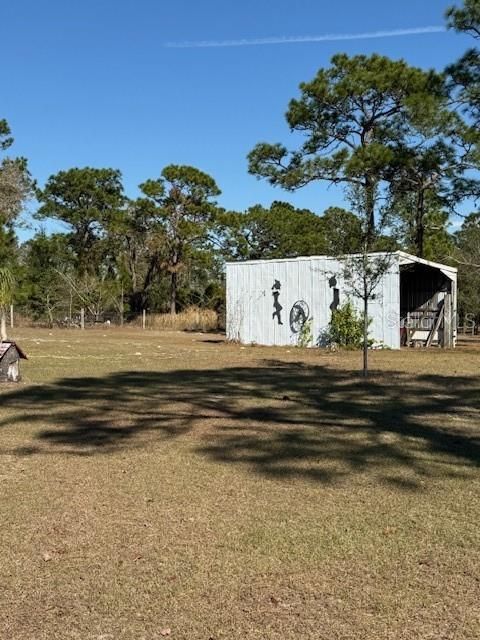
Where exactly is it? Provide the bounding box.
[328,302,365,349]
[297,317,313,348]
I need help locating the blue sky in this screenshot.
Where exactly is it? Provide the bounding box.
[2,0,473,240]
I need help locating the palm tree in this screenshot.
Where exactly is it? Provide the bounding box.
[0,267,14,341]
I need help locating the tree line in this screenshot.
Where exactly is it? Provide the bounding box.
[1,0,480,330]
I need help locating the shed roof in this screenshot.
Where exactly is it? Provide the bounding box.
[0,342,27,361]
[397,251,457,279]
[226,251,457,276]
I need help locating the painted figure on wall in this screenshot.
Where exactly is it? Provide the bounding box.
[272,280,283,325]
[289,300,310,333]
[329,275,340,312]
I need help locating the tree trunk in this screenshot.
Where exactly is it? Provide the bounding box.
[120,284,124,326]
[129,291,143,313]
[415,189,425,258]
[363,295,369,378]
[0,308,7,342]
[365,176,376,248]
[170,271,177,315]
[129,245,138,293]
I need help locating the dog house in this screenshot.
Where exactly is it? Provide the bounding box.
[226,251,457,349]
[0,342,27,382]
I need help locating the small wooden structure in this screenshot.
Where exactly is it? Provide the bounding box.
[0,342,27,382]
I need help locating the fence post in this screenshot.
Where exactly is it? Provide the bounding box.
[80,308,85,330]
[10,304,13,329]
[142,309,146,330]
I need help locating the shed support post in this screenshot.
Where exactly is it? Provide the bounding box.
[443,293,453,349]
[80,308,85,330]
[10,305,13,329]
[142,309,146,330]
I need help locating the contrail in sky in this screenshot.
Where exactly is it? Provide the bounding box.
[165,26,445,49]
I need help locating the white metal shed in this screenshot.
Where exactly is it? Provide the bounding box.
[226,251,457,349]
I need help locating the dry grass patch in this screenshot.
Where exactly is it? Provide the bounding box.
[132,307,219,332]
[0,328,479,639]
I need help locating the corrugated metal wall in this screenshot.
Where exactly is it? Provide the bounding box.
[226,255,401,349]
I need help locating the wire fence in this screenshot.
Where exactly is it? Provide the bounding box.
[457,322,478,336]
[8,306,224,333]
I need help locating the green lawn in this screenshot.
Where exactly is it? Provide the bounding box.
[1,328,479,639]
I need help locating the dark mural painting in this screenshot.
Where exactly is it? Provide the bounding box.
[272,280,283,325]
[329,275,340,312]
[289,300,310,333]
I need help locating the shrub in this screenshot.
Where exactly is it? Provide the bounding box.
[297,317,313,348]
[328,302,365,349]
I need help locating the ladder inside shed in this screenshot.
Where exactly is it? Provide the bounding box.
[406,300,446,348]
[425,300,445,347]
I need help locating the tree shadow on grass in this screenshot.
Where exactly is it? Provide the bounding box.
[0,360,479,488]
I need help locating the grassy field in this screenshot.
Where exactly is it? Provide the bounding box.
[1,328,479,640]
